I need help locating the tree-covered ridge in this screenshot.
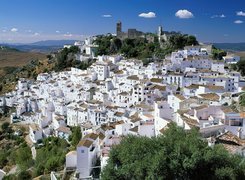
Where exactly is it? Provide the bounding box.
[101,123,245,180]
[94,33,199,60]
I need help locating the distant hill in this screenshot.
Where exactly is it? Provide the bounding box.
[213,43,245,52]
[0,40,78,53]
[29,40,77,46]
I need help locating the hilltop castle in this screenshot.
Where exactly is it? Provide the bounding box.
[116,21,168,45]
[116,21,144,40]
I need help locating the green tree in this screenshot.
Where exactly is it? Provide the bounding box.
[70,126,82,146]
[186,35,199,46]
[1,122,10,132]
[69,46,80,54]
[94,34,113,55]
[17,171,32,180]
[237,59,245,76]
[34,137,68,176]
[168,34,187,49]
[101,123,245,180]
[239,93,245,107]
[15,144,33,170]
[0,151,8,168]
[212,46,227,60]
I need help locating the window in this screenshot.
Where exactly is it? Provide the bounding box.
[81,150,84,153]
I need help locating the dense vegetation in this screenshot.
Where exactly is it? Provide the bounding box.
[0,123,33,180]
[212,46,227,60]
[239,93,245,107]
[69,126,82,147]
[54,46,95,71]
[0,123,73,179]
[33,137,69,176]
[101,123,245,180]
[231,58,245,76]
[94,33,199,62]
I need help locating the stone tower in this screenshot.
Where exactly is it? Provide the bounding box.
[116,21,122,36]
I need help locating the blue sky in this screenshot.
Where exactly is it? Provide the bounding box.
[0,0,244,43]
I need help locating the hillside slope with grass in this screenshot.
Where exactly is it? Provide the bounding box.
[0,47,49,94]
[0,50,46,68]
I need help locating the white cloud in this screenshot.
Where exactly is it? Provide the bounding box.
[64,33,73,37]
[138,12,156,18]
[11,28,18,32]
[2,30,7,33]
[234,20,243,24]
[220,14,226,18]
[175,9,194,19]
[102,14,112,18]
[237,11,245,16]
[34,32,40,36]
[211,14,226,18]
[56,30,60,33]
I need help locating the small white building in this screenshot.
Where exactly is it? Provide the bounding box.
[29,124,43,143]
[76,133,99,179]
[66,151,77,169]
[223,55,240,64]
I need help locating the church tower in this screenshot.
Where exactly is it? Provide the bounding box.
[158,25,167,44]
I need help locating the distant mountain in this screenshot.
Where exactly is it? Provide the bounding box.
[213,42,245,52]
[0,44,59,53]
[29,40,77,46]
[0,40,78,53]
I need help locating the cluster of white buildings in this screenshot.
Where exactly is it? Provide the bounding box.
[64,36,99,61]
[0,44,245,178]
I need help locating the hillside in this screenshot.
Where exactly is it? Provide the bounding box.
[0,47,49,94]
[0,45,93,95]
[0,50,46,68]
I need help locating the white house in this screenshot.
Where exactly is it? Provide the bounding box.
[29,124,43,143]
[66,151,77,169]
[167,94,187,112]
[154,101,173,136]
[223,55,240,64]
[76,133,99,179]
